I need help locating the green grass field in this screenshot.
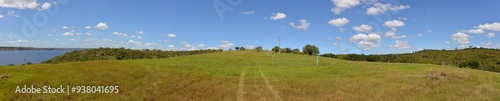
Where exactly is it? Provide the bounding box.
[1,51,500,100]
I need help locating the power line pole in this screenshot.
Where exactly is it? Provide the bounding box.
[278,36,281,54]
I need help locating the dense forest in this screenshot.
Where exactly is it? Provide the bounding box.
[42,47,223,64]
[322,47,500,73]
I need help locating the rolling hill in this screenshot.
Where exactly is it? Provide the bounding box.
[1,51,500,100]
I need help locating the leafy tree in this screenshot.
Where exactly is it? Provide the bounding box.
[272,46,280,53]
[235,47,240,50]
[283,48,292,53]
[302,44,319,55]
[255,46,263,52]
[292,48,301,54]
[240,47,246,50]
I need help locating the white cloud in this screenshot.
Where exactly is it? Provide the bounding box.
[47,34,52,36]
[94,22,108,29]
[384,20,405,28]
[40,2,51,10]
[131,35,142,39]
[367,3,410,15]
[136,31,144,34]
[85,26,91,29]
[128,40,141,45]
[220,40,234,49]
[352,24,373,32]
[167,33,176,38]
[328,17,350,27]
[270,12,286,20]
[331,0,360,15]
[390,40,413,49]
[0,0,39,9]
[84,39,94,42]
[76,33,82,36]
[85,33,92,36]
[349,33,381,50]
[460,29,484,34]
[243,11,254,15]
[385,29,396,37]
[0,14,3,19]
[427,29,434,33]
[401,35,407,38]
[168,45,175,48]
[451,32,470,45]
[197,44,205,47]
[62,32,74,36]
[417,33,423,37]
[487,32,495,38]
[289,19,311,30]
[475,22,500,32]
[62,26,69,29]
[112,32,127,37]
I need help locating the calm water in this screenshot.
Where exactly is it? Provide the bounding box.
[0,50,76,66]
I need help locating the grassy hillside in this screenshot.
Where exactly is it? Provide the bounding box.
[1,51,500,100]
[323,48,500,72]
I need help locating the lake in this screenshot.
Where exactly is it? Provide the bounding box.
[0,50,78,66]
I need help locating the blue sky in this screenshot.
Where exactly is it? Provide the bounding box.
[0,0,499,54]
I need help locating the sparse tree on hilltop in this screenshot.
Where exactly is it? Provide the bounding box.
[303,44,319,55]
[255,46,263,52]
[272,46,280,53]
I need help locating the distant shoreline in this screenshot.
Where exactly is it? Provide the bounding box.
[0,46,85,51]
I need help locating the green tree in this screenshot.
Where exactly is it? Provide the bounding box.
[255,46,263,52]
[240,47,246,50]
[292,48,301,54]
[283,48,292,53]
[272,46,280,53]
[235,47,240,50]
[303,44,319,55]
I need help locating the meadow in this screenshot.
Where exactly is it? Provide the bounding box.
[1,51,500,100]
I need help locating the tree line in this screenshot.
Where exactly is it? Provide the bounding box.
[321,47,500,73]
[42,47,223,64]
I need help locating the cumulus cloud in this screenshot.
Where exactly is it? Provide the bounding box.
[328,17,349,27]
[486,32,495,38]
[384,20,405,28]
[62,32,74,36]
[40,2,51,10]
[85,26,91,29]
[451,32,470,45]
[352,24,373,32]
[219,40,234,49]
[168,45,175,48]
[0,0,39,9]
[289,19,311,30]
[390,40,414,49]
[94,22,108,29]
[197,44,205,47]
[367,3,410,15]
[460,29,484,34]
[62,26,69,29]
[112,32,127,37]
[270,12,286,20]
[474,22,500,32]
[0,14,3,19]
[349,33,381,50]
[331,0,360,15]
[167,33,176,38]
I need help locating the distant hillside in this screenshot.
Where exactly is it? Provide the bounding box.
[42,47,222,64]
[0,46,65,51]
[322,47,500,72]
